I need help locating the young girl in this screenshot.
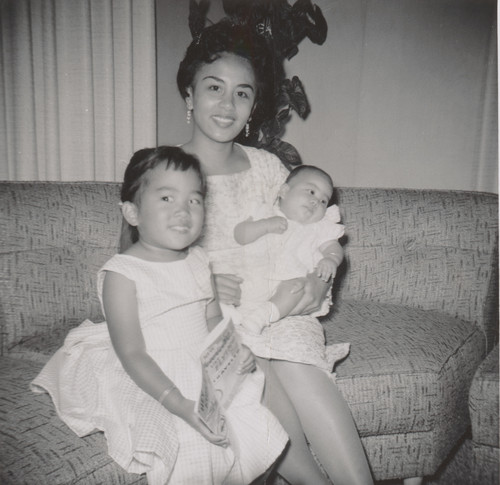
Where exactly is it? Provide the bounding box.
[31,146,289,485]
[176,20,374,485]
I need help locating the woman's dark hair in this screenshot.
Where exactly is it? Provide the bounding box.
[119,146,206,247]
[177,19,276,128]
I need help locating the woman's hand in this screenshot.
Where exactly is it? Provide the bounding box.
[289,272,331,316]
[167,389,230,447]
[213,273,243,306]
[270,278,305,319]
[237,345,257,374]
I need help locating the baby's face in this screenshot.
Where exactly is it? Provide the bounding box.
[279,171,333,224]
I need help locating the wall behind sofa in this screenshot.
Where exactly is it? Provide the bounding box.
[157,0,498,193]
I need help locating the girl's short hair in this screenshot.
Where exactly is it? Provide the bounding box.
[176,19,275,126]
[121,146,206,204]
[120,146,206,245]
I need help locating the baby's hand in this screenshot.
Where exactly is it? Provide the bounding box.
[316,257,339,282]
[265,216,288,234]
[237,345,257,374]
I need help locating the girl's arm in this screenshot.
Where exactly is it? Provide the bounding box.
[102,270,228,446]
[234,216,287,245]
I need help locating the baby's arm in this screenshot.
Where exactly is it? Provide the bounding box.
[316,239,344,282]
[234,216,287,245]
[102,270,229,447]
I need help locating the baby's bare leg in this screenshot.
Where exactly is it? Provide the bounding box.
[256,357,331,485]
[271,360,374,485]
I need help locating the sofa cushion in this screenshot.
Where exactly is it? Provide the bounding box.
[0,356,146,485]
[469,344,499,448]
[335,188,499,348]
[323,299,486,438]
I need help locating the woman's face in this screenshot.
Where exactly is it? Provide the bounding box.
[187,52,257,144]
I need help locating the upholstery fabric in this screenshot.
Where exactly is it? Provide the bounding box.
[335,188,498,349]
[1,182,498,483]
[469,344,499,447]
[0,183,122,354]
[427,437,500,485]
[0,357,146,485]
[322,299,486,477]
[420,347,499,485]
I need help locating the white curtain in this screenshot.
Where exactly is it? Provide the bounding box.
[0,0,156,181]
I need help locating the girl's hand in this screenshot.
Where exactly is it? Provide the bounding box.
[289,272,330,316]
[237,345,257,374]
[213,273,243,306]
[316,257,338,282]
[168,390,230,447]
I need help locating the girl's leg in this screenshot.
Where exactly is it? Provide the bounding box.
[271,360,374,485]
[256,357,331,485]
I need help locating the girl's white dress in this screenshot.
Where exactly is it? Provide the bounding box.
[200,145,349,372]
[31,247,288,485]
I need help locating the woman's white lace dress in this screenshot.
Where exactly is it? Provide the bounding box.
[199,145,349,372]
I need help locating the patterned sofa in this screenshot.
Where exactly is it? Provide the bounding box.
[1,182,498,484]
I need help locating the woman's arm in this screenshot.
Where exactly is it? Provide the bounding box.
[102,270,228,446]
[286,240,343,314]
[287,273,331,316]
[212,273,243,306]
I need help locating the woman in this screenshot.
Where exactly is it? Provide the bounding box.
[177,19,374,485]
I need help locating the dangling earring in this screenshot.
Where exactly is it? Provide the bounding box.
[186,108,192,124]
[245,121,250,137]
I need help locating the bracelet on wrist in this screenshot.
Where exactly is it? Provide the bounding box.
[158,384,178,406]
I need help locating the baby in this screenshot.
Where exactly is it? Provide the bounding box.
[230,164,345,333]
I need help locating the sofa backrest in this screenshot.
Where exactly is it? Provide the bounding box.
[1,182,498,354]
[0,182,122,354]
[334,188,498,349]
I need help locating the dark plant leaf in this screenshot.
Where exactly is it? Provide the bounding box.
[260,138,303,170]
[287,76,309,118]
[291,0,327,46]
[189,0,210,39]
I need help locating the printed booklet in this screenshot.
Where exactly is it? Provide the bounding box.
[195,317,247,435]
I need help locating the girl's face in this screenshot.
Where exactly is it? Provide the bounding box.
[187,52,256,143]
[125,165,205,260]
[279,171,333,224]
